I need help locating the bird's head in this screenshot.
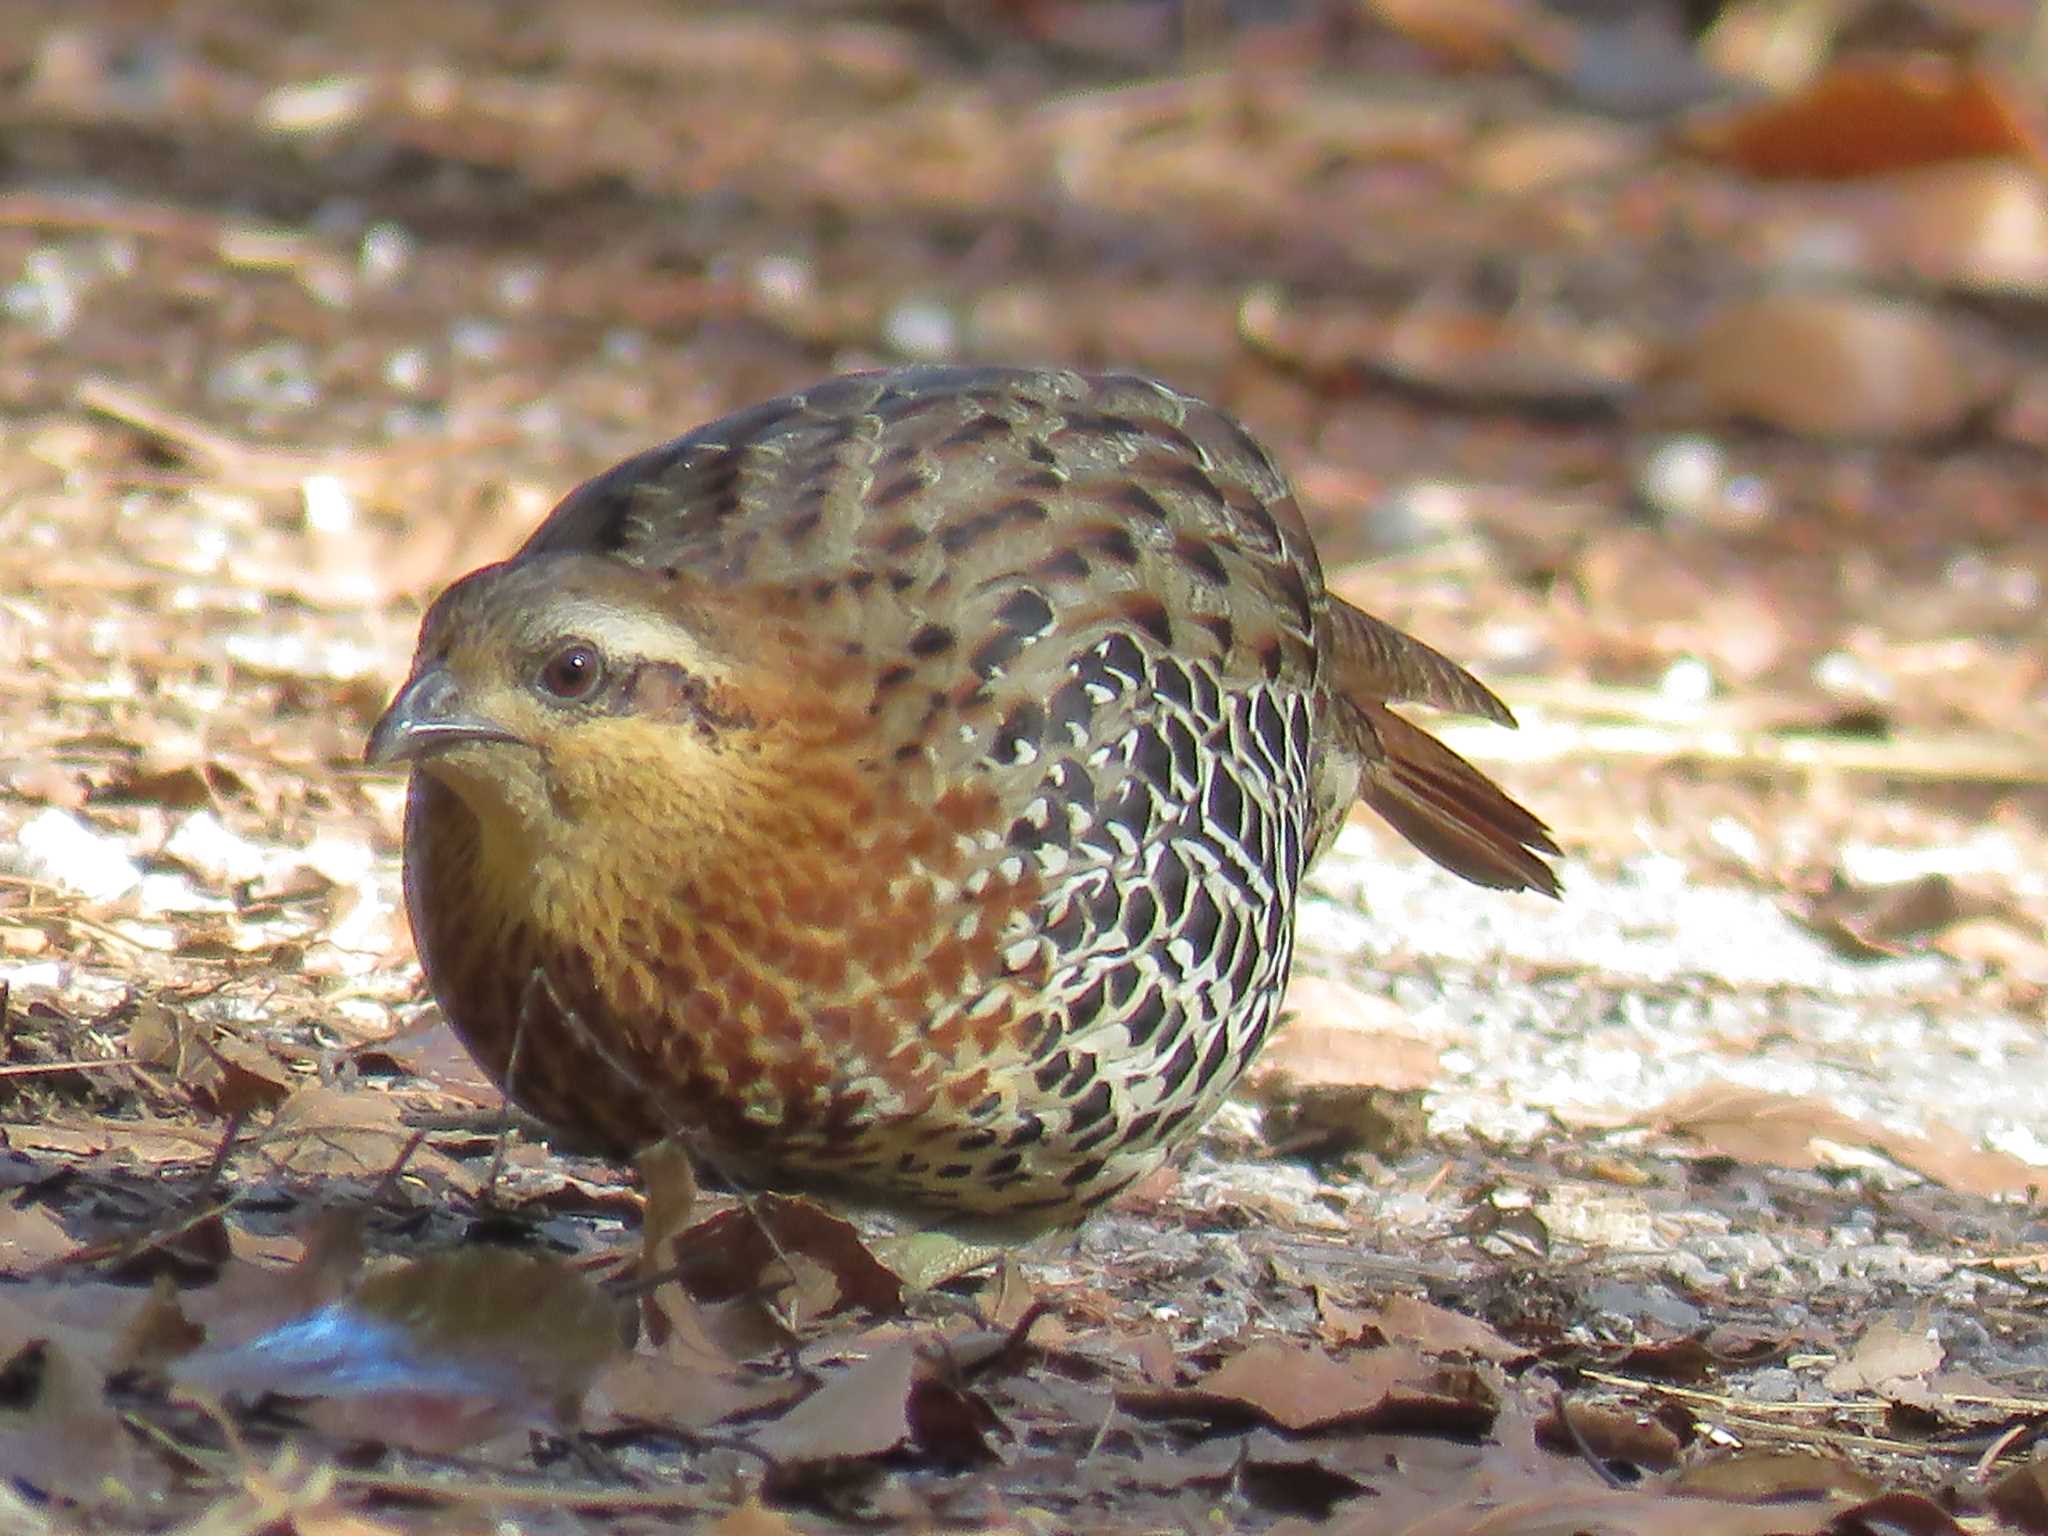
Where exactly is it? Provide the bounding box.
[366,553,809,858]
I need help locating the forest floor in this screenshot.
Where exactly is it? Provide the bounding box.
[4,2,2048,1532]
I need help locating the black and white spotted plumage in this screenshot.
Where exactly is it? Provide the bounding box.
[373,366,1559,1224]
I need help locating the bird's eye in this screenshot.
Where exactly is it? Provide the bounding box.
[537,640,605,702]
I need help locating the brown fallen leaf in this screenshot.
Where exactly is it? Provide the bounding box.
[588,1349,799,1433]
[1535,1397,1683,1472]
[95,757,252,810]
[0,1203,79,1271]
[1607,1334,1716,1384]
[1938,912,2048,982]
[126,1000,294,1119]
[1122,1327,1177,1388]
[1122,1339,1497,1437]
[1362,0,1574,72]
[1859,159,2048,298]
[1646,1082,2044,1199]
[1329,1483,1849,1535]
[1315,1286,1379,1349]
[1668,290,2007,442]
[1796,871,1973,960]
[634,1136,702,1354]
[1466,117,1650,197]
[751,1338,995,1465]
[702,1502,808,1536]
[1668,1446,1881,1503]
[1240,291,1643,412]
[1196,1340,1385,1431]
[975,1255,1041,1334]
[1823,1317,1944,1394]
[255,1082,465,1184]
[0,1285,143,1378]
[1683,56,2046,180]
[673,1194,903,1323]
[1823,1491,1965,1535]
[1986,1453,2048,1531]
[1370,1294,1529,1366]
[0,1115,219,1167]
[1371,304,1646,412]
[346,1016,502,1109]
[0,1333,172,1505]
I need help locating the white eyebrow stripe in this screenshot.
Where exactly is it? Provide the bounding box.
[531,596,714,671]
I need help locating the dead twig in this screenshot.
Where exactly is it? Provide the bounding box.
[0,190,333,276]
[76,377,337,493]
[75,376,518,497]
[0,1056,138,1078]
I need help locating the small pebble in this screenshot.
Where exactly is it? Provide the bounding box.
[302,473,356,534]
[1368,479,1471,553]
[1812,649,1893,704]
[1659,655,1716,704]
[750,254,814,309]
[260,74,372,134]
[495,262,546,312]
[602,328,648,365]
[359,221,415,287]
[1635,435,1725,524]
[1945,551,2040,610]
[209,340,320,412]
[1707,816,1763,867]
[449,318,506,363]
[16,807,142,904]
[882,297,958,362]
[382,345,432,394]
[5,246,87,338]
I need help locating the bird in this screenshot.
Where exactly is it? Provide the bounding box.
[366,365,1558,1229]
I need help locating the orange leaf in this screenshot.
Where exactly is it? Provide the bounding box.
[1687,56,2046,180]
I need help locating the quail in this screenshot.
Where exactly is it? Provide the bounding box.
[366,366,1558,1227]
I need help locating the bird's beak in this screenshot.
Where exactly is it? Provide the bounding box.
[364,666,522,765]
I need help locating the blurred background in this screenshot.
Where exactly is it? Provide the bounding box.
[5,0,2045,969]
[12,3,2048,974]
[4,3,2048,1097]
[6,6,2048,1520]
[4,0,2048,868]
